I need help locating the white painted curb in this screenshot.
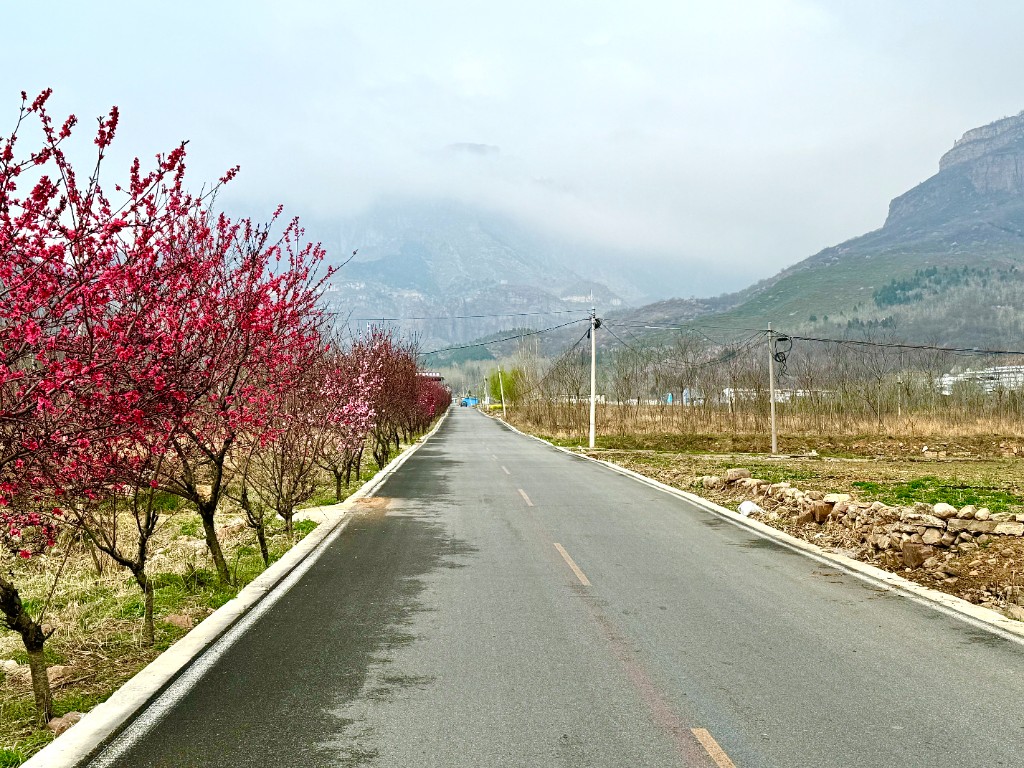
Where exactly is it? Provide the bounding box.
[25,410,449,768]
[496,416,1024,645]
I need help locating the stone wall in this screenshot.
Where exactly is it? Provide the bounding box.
[699,468,1024,570]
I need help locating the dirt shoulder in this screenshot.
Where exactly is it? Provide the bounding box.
[582,448,1024,620]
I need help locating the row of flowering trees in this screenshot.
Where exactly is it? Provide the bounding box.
[0,91,449,723]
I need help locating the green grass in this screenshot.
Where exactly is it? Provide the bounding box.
[9,647,65,667]
[302,488,340,507]
[0,731,51,767]
[734,465,821,485]
[851,476,1023,511]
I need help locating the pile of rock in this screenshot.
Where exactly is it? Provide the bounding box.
[698,468,1024,569]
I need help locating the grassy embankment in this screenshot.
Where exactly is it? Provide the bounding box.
[0,453,391,766]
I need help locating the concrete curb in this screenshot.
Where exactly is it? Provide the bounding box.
[25,410,449,768]
[495,416,1024,646]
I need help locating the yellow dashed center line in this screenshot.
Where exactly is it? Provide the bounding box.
[554,543,591,586]
[518,488,534,506]
[691,728,737,768]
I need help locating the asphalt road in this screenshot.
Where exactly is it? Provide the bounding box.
[87,408,1024,767]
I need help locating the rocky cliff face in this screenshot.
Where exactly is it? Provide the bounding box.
[940,112,1024,171]
[885,112,1024,229]
[940,111,1024,195]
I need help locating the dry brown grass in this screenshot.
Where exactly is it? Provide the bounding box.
[509,403,1024,459]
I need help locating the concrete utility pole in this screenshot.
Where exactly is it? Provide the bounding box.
[498,367,507,419]
[589,308,598,449]
[768,322,778,455]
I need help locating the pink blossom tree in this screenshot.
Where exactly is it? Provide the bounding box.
[0,89,231,718]
[153,210,332,584]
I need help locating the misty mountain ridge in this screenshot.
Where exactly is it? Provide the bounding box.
[308,199,701,347]
[624,110,1024,349]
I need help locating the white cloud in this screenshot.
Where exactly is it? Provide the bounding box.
[4,0,1024,294]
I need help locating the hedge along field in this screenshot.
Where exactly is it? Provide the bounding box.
[0,87,451,760]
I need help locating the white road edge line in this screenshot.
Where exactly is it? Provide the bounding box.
[25,410,450,768]
[494,415,1024,647]
[518,488,534,507]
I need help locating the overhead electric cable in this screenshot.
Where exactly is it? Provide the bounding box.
[613,322,770,334]
[513,327,594,401]
[420,318,589,356]
[344,308,591,322]
[786,334,1024,357]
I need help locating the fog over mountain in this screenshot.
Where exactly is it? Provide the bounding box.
[8,3,1024,300]
[6,2,1024,328]
[306,198,738,347]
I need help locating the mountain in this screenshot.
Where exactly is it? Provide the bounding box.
[621,111,1024,347]
[309,200,687,348]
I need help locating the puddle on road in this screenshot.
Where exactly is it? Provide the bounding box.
[960,628,1012,648]
[730,536,786,552]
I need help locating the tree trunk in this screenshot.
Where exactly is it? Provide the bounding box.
[133,570,155,646]
[282,506,294,540]
[333,469,344,501]
[255,523,270,567]
[26,645,52,725]
[0,576,52,723]
[199,506,231,585]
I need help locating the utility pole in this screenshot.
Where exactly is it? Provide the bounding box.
[767,322,778,455]
[589,307,598,449]
[498,366,507,419]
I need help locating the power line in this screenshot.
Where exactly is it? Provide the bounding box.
[609,321,771,348]
[333,309,591,321]
[609,321,1024,360]
[612,321,769,334]
[787,334,1024,357]
[602,324,644,355]
[602,322,767,373]
[420,318,589,356]
[511,327,594,401]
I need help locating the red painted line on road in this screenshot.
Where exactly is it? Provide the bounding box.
[577,593,719,765]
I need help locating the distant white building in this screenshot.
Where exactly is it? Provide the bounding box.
[937,365,1024,395]
[721,387,833,404]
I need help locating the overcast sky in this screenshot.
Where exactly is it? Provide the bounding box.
[4,1,1024,294]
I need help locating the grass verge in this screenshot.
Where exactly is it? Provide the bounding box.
[0,443,406,763]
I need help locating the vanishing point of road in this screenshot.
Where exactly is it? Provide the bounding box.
[87,408,1024,767]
